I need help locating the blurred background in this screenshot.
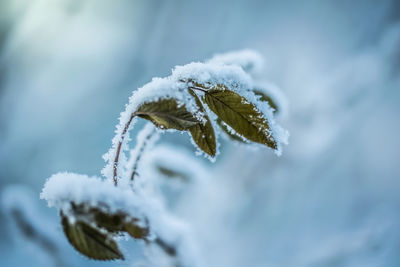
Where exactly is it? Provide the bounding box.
[0,0,399,266]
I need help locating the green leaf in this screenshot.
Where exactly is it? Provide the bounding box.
[70,203,125,233]
[188,89,217,156]
[253,89,279,113]
[61,215,124,261]
[92,210,125,233]
[124,219,149,240]
[216,118,247,143]
[135,98,198,130]
[68,203,148,240]
[203,87,277,149]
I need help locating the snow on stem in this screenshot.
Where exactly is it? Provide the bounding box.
[113,112,136,185]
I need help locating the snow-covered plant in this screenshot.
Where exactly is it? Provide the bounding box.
[40,50,288,265]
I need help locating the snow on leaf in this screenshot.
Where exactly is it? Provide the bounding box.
[102,76,200,181]
[40,173,147,222]
[216,118,248,143]
[172,62,252,95]
[70,203,126,233]
[203,86,277,150]
[172,62,287,154]
[188,89,217,157]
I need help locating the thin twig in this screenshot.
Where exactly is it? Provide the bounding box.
[130,127,157,181]
[113,113,136,186]
[114,83,205,185]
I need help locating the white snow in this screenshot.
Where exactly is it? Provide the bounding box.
[40,172,148,223]
[40,170,203,266]
[173,61,288,154]
[102,75,204,181]
[103,57,288,179]
[39,49,289,266]
[208,49,264,75]
[172,62,253,91]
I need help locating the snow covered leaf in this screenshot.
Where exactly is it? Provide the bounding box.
[135,99,199,130]
[61,215,124,261]
[70,203,149,239]
[188,89,216,156]
[91,209,126,233]
[203,87,277,149]
[253,89,279,113]
[93,210,149,240]
[216,118,247,143]
[69,203,126,233]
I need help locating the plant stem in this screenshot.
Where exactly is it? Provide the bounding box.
[113,113,136,186]
[114,81,205,185]
[130,126,157,181]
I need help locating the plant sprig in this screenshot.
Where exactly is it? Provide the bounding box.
[42,53,287,263]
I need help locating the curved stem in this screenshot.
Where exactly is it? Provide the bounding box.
[113,113,136,186]
[130,127,157,181]
[114,82,203,185]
